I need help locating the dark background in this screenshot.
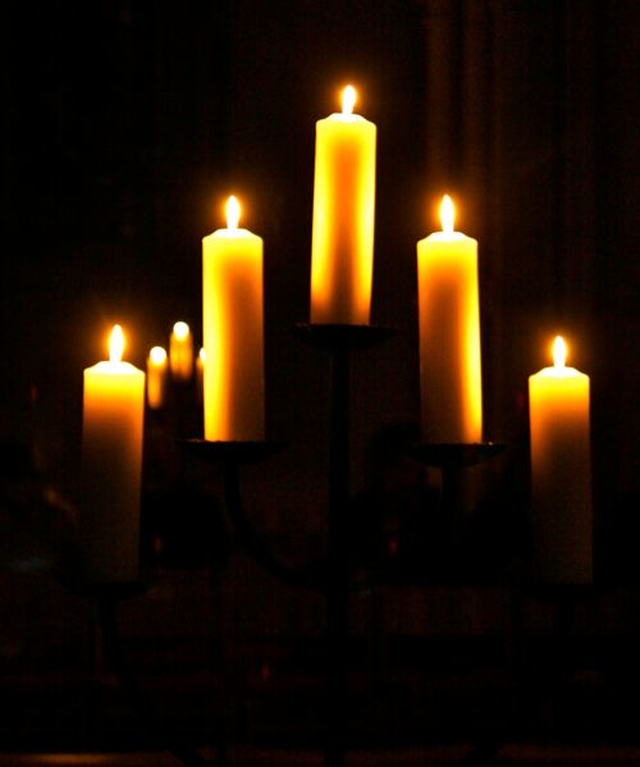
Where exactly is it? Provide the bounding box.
[1,1,638,578]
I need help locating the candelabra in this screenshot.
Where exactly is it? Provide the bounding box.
[56,315,598,767]
[184,322,505,767]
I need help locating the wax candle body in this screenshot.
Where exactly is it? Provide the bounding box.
[202,221,264,441]
[170,321,194,381]
[529,351,592,583]
[196,347,205,406]
[417,225,482,444]
[81,357,145,583]
[146,345,168,409]
[310,94,376,324]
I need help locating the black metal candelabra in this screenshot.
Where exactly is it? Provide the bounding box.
[184,322,506,767]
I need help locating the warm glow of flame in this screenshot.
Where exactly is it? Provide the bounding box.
[109,324,125,363]
[173,321,190,340]
[226,195,240,230]
[439,194,455,234]
[552,335,567,368]
[150,346,167,365]
[199,347,206,363]
[341,85,357,115]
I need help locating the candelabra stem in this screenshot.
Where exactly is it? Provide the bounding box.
[325,341,351,767]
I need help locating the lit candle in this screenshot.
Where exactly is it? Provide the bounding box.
[528,335,592,583]
[310,85,376,324]
[196,347,205,406]
[202,195,265,441]
[417,195,482,443]
[146,345,168,409]
[81,324,145,583]
[169,320,194,381]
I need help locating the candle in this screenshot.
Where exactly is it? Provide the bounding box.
[310,85,376,324]
[417,195,483,443]
[146,345,168,409]
[169,320,194,381]
[202,195,265,441]
[196,347,205,406]
[81,324,145,583]
[528,335,592,583]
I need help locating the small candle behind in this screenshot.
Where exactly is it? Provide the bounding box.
[170,321,194,381]
[196,347,205,406]
[147,345,168,409]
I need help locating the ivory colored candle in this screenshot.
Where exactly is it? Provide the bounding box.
[417,195,482,443]
[146,345,168,409]
[202,195,264,441]
[169,320,194,381]
[81,325,145,583]
[528,336,592,583]
[310,85,376,324]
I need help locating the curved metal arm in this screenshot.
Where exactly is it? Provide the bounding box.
[222,461,327,592]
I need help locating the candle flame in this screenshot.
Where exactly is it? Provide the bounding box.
[226,195,240,230]
[341,85,357,115]
[150,346,167,365]
[552,335,567,368]
[439,194,455,234]
[109,324,125,363]
[199,347,206,364]
[173,321,190,341]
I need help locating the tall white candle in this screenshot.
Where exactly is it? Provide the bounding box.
[81,325,145,583]
[310,85,376,325]
[202,195,265,441]
[528,336,592,583]
[417,195,483,443]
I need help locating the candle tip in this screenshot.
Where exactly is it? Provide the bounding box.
[439,194,455,234]
[173,321,190,340]
[552,335,567,368]
[110,324,125,363]
[149,346,167,365]
[341,85,357,115]
[226,195,241,230]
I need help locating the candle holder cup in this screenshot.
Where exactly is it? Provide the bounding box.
[405,440,507,470]
[290,321,396,350]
